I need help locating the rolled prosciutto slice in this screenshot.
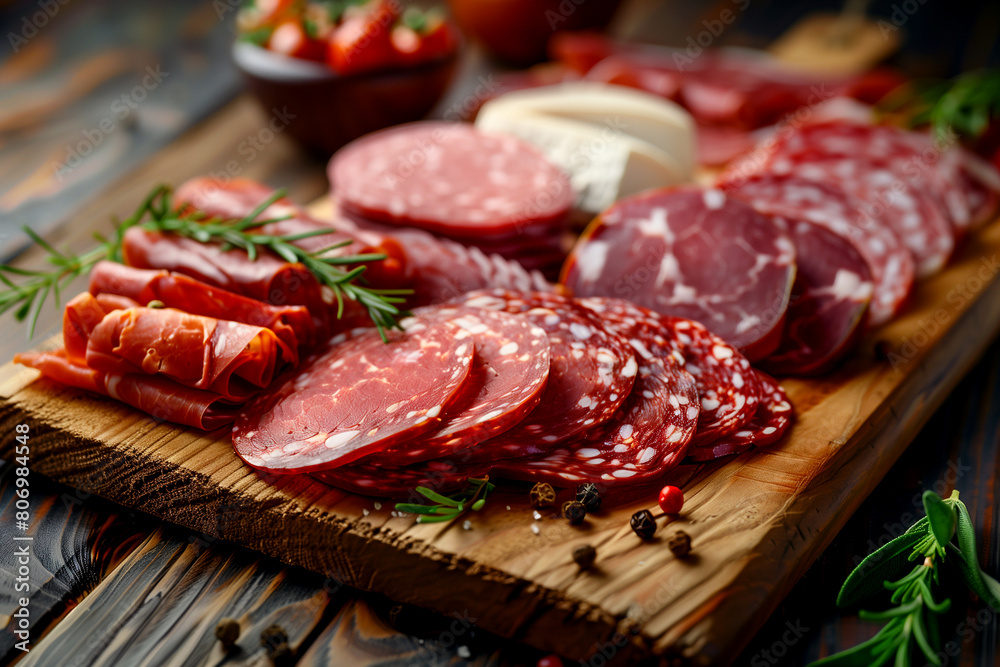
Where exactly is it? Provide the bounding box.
[88,261,316,360]
[16,292,292,428]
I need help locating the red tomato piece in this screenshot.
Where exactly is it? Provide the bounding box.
[327,0,401,75]
[392,19,458,67]
[268,20,325,61]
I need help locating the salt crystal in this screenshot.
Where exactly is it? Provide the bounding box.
[532,511,542,520]
[457,646,471,659]
[462,520,472,531]
[374,502,382,510]
[531,523,540,535]
[362,509,369,516]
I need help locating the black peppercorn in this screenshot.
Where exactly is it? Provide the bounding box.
[530,482,557,509]
[215,618,240,651]
[261,624,289,654]
[573,544,597,569]
[575,483,602,513]
[667,530,692,557]
[630,509,657,540]
[562,500,587,525]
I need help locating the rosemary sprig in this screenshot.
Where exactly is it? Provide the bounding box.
[878,68,1000,142]
[395,476,495,524]
[0,184,411,339]
[811,490,1000,667]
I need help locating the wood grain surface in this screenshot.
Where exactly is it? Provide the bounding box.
[3,202,1000,665]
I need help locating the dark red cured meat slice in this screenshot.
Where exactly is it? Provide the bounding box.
[686,371,792,461]
[719,173,914,326]
[121,227,344,332]
[769,156,955,277]
[451,290,637,460]
[336,208,557,307]
[174,177,409,297]
[763,221,873,376]
[232,317,474,473]
[577,297,758,447]
[329,122,574,238]
[754,122,971,230]
[363,307,551,464]
[957,149,1000,228]
[561,187,796,361]
[88,261,316,359]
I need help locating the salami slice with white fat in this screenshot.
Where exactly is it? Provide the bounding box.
[687,371,791,461]
[756,121,972,229]
[329,121,574,238]
[578,297,760,448]
[364,307,551,464]
[768,156,955,277]
[232,317,474,473]
[452,290,637,460]
[719,174,914,326]
[495,297,698,485]
[763,221,873,375]
[562,187,796,361]
[495,354,691,486]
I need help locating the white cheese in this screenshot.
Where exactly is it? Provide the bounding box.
[475,82,696,175]
[476,109,688,214]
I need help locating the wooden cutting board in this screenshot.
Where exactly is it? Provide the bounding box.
[3,194,1000,664]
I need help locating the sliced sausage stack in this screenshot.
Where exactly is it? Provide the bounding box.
[563,120,1000,377]
[329,122,576,277]
[233,290,792,496]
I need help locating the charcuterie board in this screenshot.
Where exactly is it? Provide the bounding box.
[3,188,1000,664]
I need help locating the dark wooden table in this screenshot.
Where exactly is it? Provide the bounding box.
[1,1,999,666]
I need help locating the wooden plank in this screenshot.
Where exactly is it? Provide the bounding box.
[3,209,1000,665]
[0,473,147,664]
[13,526,338,667]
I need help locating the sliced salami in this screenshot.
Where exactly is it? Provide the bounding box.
[232,317,474,473]
[314,459,489,498]
[577,297,760,448]
[775,156,955,276]
[336,210,557,306]
[364,307,551,464]
[562,187,796,361]
[329,121,574,238]
[719,174,914,325]
[687,371,791,461]
[494,297,699,485]
[453,290,637,460]
[663,317,760,446]
[763,221,873,376]
[756,121,971,229]
[495,353,692,486]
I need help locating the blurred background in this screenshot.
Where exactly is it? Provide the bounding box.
[1,0,998,261]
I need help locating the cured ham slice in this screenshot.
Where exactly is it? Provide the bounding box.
[14,350,240,430]
[89,261,316,360]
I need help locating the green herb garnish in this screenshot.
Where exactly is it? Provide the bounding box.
[395,476,495,524]
[0,184,409,339]
[879,68,1000,142]
[810,490,1000,666]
